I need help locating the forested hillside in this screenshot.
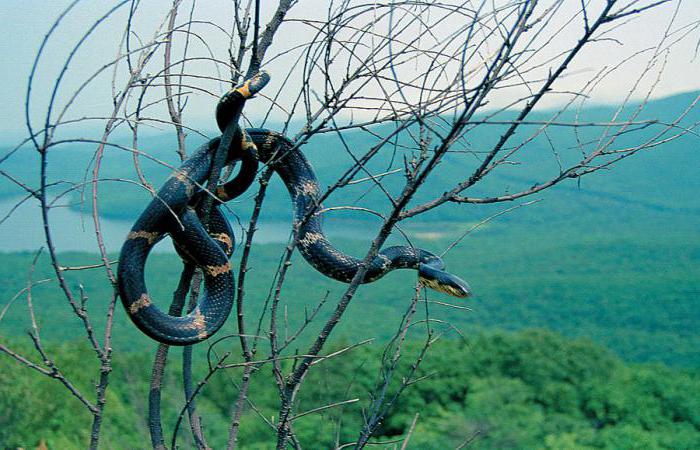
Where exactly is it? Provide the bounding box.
[2,331,698,448]
[1,219,697,368]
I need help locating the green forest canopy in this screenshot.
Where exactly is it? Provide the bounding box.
[2,330,698,448]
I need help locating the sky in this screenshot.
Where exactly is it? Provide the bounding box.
[0,1,698,142]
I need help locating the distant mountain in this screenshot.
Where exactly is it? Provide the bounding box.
[0,91,697,231]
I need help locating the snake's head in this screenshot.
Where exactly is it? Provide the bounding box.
[235,70,271,98]
[418,263,472,298]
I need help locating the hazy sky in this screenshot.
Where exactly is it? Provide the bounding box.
[1,1,698,141]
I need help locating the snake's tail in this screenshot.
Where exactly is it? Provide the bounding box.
[216,72,271,132]
[239,70,270,98]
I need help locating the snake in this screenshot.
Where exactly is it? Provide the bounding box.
[118,72,472,346]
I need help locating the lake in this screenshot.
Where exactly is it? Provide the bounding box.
[0,196,368,254]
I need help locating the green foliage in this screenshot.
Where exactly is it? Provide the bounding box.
[1,330,699,448]
[0,341,143,448]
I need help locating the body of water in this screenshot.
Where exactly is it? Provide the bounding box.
[0,196,367,254]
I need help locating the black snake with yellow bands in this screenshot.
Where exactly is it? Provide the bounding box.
[118,72,471,346]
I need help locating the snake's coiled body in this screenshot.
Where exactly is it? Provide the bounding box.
[117,137,254,344]
[118,72,471,346]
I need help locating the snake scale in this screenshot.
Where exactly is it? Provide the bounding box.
[118,72,472,346]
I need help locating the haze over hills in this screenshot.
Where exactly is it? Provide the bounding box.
[1,90,698,229]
